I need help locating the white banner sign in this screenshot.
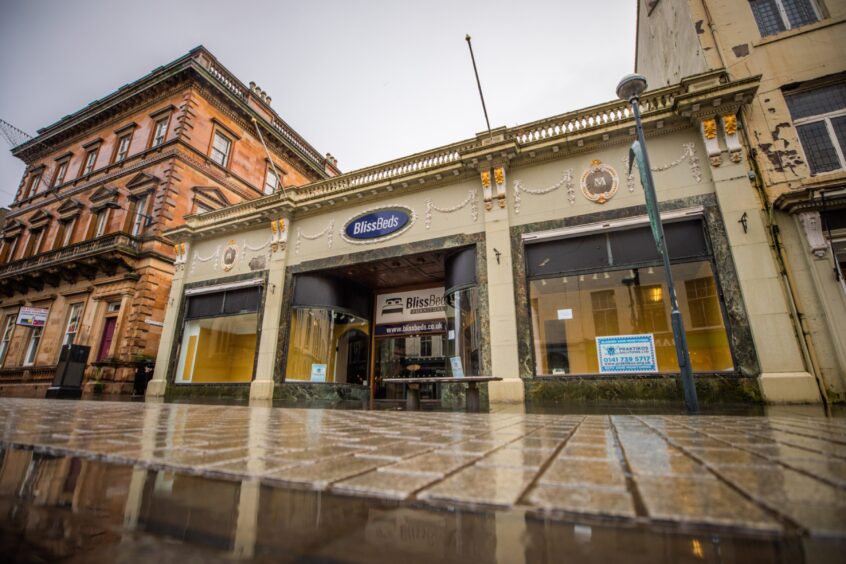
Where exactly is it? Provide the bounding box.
[375,287,446,324]
[17,307,49,328]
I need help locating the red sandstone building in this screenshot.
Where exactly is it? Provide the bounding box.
[0,46,336,395]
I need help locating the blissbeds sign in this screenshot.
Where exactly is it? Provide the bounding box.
[341,206,415,244]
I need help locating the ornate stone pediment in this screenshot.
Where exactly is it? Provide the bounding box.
[2,220,24,238]
[89,186,119,203]
[125,172,160,192]
[126,172,160,201]
[27,209,54,228]
[56,198,85,219]
[192,186,231,209]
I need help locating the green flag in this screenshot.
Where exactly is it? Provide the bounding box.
[629,140,665,257]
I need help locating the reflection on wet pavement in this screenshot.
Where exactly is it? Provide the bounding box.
[0,398,845,562]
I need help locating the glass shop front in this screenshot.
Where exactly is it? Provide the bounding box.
[284,247,482,401]
[526,218,735,375]
[175,281,262,384]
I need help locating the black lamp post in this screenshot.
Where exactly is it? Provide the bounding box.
[616,74,699,413]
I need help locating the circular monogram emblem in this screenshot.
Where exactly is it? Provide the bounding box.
[222,240,238,272]
[580,159,619,204]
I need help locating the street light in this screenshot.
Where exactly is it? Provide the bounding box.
[616,73,699,413]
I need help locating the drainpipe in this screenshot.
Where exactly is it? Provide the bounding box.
[701,0,728,73]
[738,109,831,411]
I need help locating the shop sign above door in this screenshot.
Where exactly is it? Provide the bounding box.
[341,206,415,244]
[375,287,446,324]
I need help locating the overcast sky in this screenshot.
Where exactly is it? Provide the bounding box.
[0,0,637,208]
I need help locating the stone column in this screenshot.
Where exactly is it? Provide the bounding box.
[480,165,524,402]
[705,116,820,403]
[146,242,189,398]
[250,219,289,401]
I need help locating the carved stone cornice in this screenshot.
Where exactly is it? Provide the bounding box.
[674,74,761,121]
[774,185,846,213]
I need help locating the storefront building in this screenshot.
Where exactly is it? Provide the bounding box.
[635,0,845,402]
[148,69,824,404]
[0,47,336,396]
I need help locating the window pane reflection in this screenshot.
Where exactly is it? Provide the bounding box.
[446,287,481,376]
[529,261,733,375]
[176,313,258,383]
[285,308,370,384]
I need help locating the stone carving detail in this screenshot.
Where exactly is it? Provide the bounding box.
[222,240,239,272]
[701,119,722,166]
[173,243,187,271]
[623,143,701,192]
[296,219,334,254]
[723,113,743,163]
[798,211,828,258]
[494,166,507,208]
[191,245,221,274]
[480,170,493,210]
[424,190,478,229]
[580,160,619,204]
[512,169,574,214]
[270,218,287,252]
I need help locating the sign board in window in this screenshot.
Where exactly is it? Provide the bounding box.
[450,356,465,378]
[310,363,327,383]
[596,334,658,373]
[375,287,446,324]
[375,320,445,337]
[17,307,49,327]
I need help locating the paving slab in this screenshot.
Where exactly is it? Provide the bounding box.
[1,398,845,540]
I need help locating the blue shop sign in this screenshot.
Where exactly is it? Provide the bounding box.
[344,208,412,241]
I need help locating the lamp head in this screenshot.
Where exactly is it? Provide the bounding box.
[616,74,648,102]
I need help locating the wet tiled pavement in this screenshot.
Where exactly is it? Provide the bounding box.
[1,397,845,540]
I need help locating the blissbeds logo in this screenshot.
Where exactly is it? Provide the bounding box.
[343,207,412,241]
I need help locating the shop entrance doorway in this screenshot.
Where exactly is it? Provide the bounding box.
[285,246,481,402]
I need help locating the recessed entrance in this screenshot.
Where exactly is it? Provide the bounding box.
[284,246,481,402]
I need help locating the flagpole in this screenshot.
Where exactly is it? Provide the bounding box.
[465,34,493,141]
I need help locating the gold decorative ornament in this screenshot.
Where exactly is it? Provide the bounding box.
[480,170,491,188]
[702,118,718,140]
[723,114,737,136]
[494,167,505,186]
[580,159,619,205]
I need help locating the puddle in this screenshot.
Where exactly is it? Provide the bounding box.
[1,448,843,563]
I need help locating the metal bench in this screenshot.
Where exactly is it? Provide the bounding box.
[382,376,502,411]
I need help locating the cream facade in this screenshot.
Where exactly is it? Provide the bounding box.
[144,69,825,405]
[636,0,845,403]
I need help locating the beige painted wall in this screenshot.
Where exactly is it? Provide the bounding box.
[508,130,712,226]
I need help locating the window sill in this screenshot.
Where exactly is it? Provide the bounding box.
[753,17,846,48]
[800,169,846,188]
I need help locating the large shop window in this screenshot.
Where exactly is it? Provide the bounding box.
[527,220,734,375]
[286,308,370,384]
[285,274,372,384]
[175,284,261,384]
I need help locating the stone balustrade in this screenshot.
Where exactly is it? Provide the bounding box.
[511,86,681,145]
[0,232,141,280]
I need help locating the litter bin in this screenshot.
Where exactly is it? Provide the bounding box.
[133,361,154,396]
[46,344,90,399]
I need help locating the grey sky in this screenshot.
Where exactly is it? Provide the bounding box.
[0,0,637,208]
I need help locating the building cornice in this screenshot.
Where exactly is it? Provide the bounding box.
[11,46,334,180]
[166,70,756,242]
